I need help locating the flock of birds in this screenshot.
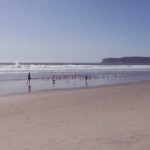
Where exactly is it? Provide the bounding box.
[38,71,150,83]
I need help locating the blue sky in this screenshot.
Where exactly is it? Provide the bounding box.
[0,0,150,62]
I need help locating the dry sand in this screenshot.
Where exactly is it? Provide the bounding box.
[0,81,150,150]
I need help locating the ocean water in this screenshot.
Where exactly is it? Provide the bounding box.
[0,63,150,95]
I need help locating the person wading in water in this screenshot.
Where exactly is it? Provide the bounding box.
[28,72,31,86]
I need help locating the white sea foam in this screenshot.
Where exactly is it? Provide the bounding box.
[0,64,150,73]
[0,64,150,81]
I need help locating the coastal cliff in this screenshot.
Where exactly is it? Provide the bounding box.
[100,57,150,65]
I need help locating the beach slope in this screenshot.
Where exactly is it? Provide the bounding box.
[0,82,150,150]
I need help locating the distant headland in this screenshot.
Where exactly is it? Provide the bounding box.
[100,57,150,65]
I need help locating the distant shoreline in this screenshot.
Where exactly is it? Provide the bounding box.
[100,56,150,65]
[2,56,150,65]
[1,62,150,65]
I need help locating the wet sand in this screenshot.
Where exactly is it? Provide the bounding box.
[0,81,150,149]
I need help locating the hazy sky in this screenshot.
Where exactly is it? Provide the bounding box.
[0,0,150,62]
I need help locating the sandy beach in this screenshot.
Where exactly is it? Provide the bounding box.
[0,81,150,150]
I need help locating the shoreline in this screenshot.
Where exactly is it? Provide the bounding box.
[0,67,150,96]
[1,79,150,98]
